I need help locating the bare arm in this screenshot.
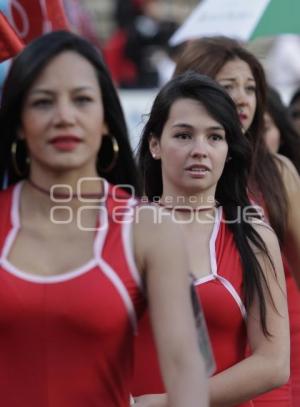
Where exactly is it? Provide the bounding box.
[275,154,300,287]
[208,224,290,406]
[134,223,289,406]
[134,207,208,407]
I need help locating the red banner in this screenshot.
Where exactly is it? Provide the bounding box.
[9,0,70,44]
[0,11,24,62]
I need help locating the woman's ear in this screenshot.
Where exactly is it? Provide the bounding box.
[149,135,161,160]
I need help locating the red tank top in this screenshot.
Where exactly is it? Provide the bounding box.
[249,193,293,406]
[0,181,145,407]
[132,207,253,407]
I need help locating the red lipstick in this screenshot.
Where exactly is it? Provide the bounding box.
[50,135,82,152]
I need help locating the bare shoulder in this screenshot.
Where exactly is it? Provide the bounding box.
[248,218,280,253]
[274,153,299,178]
[132,205,185,273]
[247,219,284,286]
[273,154,300,202]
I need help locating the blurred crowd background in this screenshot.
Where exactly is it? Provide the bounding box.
[1,0,300,150]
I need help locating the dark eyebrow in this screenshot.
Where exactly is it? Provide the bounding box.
[29,86,95,95]
[172,123,225,132]
[29,89,54,96]
[218,77,255,82]
[72,86,96,92]
[172,123,194,129]
[207,126,225,132]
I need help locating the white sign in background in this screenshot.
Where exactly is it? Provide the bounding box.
[170,0,271,45]
[119,89,158,155]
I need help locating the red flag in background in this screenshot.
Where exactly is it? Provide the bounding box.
[9,0,70,44]
[0,11,24,62]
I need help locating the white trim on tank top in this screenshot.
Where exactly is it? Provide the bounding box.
[121,198,143,291]
[0,180,139,331]
[194,207,247,320]
[94,198,138,333]
[0,181,104,283]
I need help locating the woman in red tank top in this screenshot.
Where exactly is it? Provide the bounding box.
[174,37,300,407]
[132,72,289,406]
[0,31,207,407]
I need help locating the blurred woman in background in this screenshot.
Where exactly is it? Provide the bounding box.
[288,88,300,136]
[264,87,300,173]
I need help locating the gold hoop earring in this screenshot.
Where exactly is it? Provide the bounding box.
[99,134,119,173]
[11,140,30,177]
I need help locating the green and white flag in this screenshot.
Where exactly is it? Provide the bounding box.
[170,0,300,46]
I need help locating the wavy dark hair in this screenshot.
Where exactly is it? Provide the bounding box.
[174,36,288,244]
[0,30,140,195]
[289,88,300,106]
[138,72,275,336]
[266,87,300,174]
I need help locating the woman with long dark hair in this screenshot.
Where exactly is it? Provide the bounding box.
[174,36,300,406]
[131,72,289,406]
[0,31,208,407]
[264,87,300,173]
[289,88,300,136]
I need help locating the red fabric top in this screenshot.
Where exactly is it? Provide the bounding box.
[0,182,145,407]
[132,208,252,407]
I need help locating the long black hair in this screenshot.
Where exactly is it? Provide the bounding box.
[266,87,300,174]
[138,72,276,336]
[174,36,288,244]
[0,30,140,195]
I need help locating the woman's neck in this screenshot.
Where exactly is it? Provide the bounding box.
[22,170,105,218]
[28,167,104,200]
[159,191,217,211]
[27,178,104,201]
[158,192,218,223]
[21,181,102,228]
